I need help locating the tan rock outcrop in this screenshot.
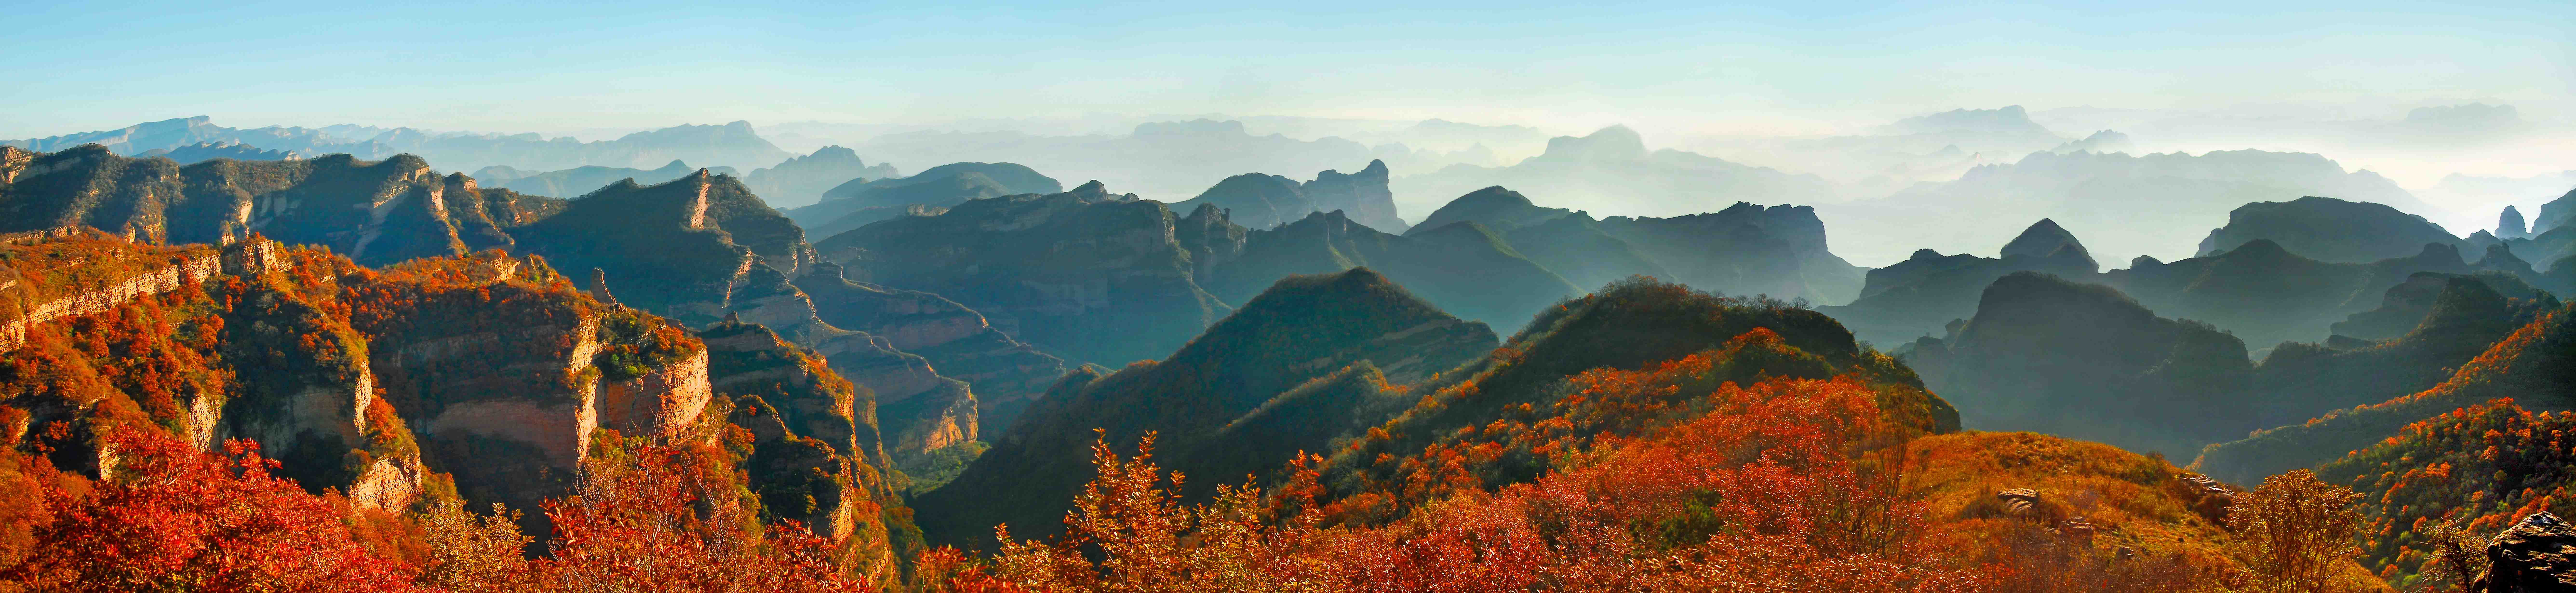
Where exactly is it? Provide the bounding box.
[594,349,714,438]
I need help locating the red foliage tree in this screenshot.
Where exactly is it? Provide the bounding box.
[534,443,870,592]
[0,427,425,592]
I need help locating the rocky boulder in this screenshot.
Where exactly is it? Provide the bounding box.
[2476,512,2576,592]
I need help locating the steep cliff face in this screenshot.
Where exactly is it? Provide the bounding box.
[1301,159,1407,233]
[819,181,1235,366]
[698,319,917,581]
[0,234,421,511]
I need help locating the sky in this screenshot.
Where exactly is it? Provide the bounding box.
[4,0,2571,140]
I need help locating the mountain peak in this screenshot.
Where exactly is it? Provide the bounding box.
[1070,180,1107,197]
[1999,218,2093,264]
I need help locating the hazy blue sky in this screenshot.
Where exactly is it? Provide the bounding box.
[4,0,2569,139]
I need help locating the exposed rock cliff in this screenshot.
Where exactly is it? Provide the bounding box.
[2474,512,2576,591]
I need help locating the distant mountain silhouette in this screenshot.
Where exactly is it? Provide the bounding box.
[1818,219,2102,345]
[1409,186,1865,303]
[1,116,392,157]
[783,162,1062,242]
[1497,211,1675,290]
[1828,149,2435,265]
[847,118,1469,201]
[136,141,303,164]
[2048,130,2135,154]
[744,146,899,208]
[2196,196,2465,263]
[1876,105,2058,137]
[1391,126,1837,222]
[3,117,797,173]
[1202,210,1579,332]
[477,160,740,198]
[2107,239,2480,349]
[1171,160,1406,232]
[2332,271,2555,341]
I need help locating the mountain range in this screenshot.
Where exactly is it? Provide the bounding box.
[1391,125,1838,221]
[4,119,2573,589]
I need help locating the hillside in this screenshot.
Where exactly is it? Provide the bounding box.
[2320,400,2576,588]
[1901,272,2252,458]
[816,181,1237,366]
[914,268,1497,546]
[1314,277,1955,510]
[926,277,2382,590]
[2197,300,2576,485]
